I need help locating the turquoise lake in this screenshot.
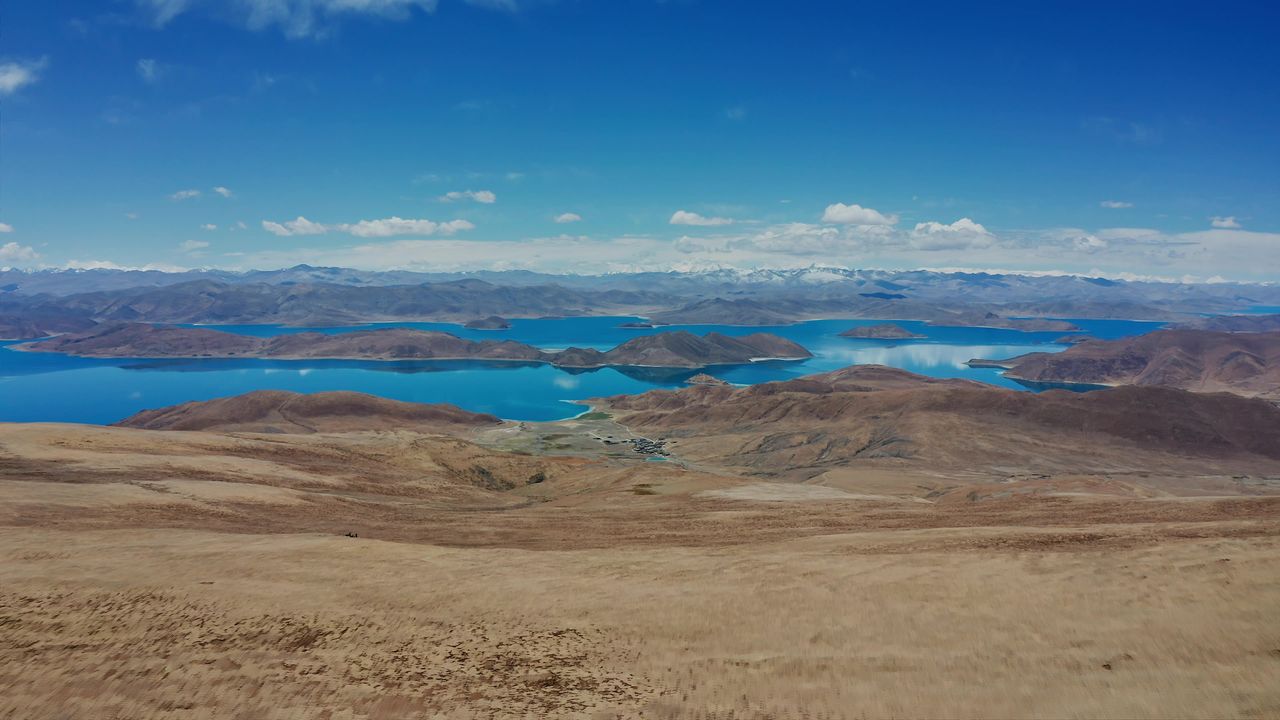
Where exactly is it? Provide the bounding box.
[0,317,1163,424]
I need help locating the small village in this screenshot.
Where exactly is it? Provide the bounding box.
[598,434,672,457]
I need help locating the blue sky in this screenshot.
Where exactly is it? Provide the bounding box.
[2,0,1278,280]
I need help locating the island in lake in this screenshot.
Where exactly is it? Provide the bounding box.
[1053,334,1096,345]
[463,315,511,330]
[684,373,730,386]
[19,323,812,370]
[838,323,926,340]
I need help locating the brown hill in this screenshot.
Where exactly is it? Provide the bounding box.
[463,315,511,329]
[22,323,810,369]
[988,329,1280,398]
[600,365,1280,478]
[839,323,925,339]
[24,322,262,356]
[260,329,543,361]
[115,390,502,433]
[685,373,730,386]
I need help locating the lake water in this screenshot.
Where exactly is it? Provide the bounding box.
[0,317,1162,425]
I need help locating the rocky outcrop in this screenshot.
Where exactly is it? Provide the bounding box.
[684,373,730,386]
[464,316,511,329]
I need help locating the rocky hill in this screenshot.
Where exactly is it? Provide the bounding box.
[839,323,925,339]
[463,316,511,329]
[977,329,1280,398]
[599,365,1280,478]
[115,390,502,433]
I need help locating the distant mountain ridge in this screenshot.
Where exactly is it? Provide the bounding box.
[4,265,1278,324]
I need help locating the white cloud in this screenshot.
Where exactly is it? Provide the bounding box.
[262,216,328,236]
[909,218,994,249]
[0,57,47,96]
[1071,234,1108,253]
[1211,216,1242,229]
[554,212,582,224]
[670,210,734,226]
[439,189,496,204]
[1100,200,1133,209]
[821,203,898,226]
[63,259,189,272]
[179,217,1280,282]
[136,58,164,83]
[125,213,140,220]
[1081,116,1162,145]
[169,189,201,201]
[137,0,448,38]
[213,186,233,198]
[0,223,12,233]
[337,217,475,237]
[180,239,210,251]
[0,242,38,263]
[262,215,475,238]
[200,223,217,231]
[64,259,130,270]
[724,106,746,121]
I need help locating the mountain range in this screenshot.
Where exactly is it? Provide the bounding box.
[5,265,1280,339]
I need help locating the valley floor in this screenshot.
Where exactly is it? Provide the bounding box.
[2,420,1278,719]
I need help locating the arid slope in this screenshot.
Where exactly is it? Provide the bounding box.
[601,365,1280,479]
[115,390,502,433]
[984,329,1280,397]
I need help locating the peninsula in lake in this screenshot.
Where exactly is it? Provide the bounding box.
[969,329,1280,398]
[20,323,812,369]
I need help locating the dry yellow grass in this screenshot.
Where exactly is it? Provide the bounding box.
[2,420,1279,718]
